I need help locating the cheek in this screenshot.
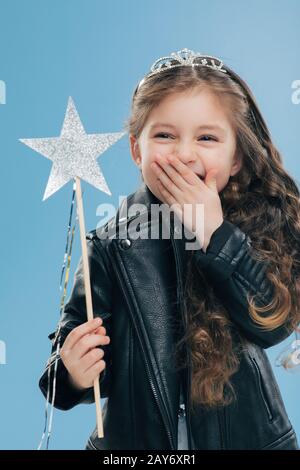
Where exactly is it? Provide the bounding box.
[142,151,166,180]
[143,158,156,179]
[140,158,162,193]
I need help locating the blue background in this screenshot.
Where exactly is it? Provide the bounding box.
[0,0,299,450]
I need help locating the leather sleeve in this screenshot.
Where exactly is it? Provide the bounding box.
[38,233,113,411]
[193,220,294,348]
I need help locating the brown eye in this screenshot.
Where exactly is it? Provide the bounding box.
[199,135,216,141]
[155,133,172,139]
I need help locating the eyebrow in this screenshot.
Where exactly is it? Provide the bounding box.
[149,123,226,134]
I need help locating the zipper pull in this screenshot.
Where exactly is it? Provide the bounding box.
[178,403,186,419]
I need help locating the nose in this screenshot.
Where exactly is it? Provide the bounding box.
[174,142,204,176]
[174,142,197,165]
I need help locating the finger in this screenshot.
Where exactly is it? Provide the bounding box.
[63,317,103,351]
[205,169,218,192]
[81,347,105,373]
[157,181,184,225]
[153,154,188,189]
[156,179,178,207]
[84,360,106,386]
[167,155,203,186]
[75,332,110,360]
[152,161,181,198]
[94,326,106,336]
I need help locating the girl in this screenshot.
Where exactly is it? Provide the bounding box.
[39,48,300,450]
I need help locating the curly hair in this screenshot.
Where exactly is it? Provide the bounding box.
[123,61,300,409]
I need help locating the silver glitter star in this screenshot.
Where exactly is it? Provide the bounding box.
[20,96,126,200]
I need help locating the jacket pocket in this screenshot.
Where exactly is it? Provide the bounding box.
[248,355,273,421]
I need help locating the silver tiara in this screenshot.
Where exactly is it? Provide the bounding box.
[139,48,227,86]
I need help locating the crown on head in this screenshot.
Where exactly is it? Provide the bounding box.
[138,48,227,90]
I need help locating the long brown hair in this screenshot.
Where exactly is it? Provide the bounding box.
[123,62,300,409]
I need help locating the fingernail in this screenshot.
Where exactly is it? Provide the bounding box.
[94,317,101,324]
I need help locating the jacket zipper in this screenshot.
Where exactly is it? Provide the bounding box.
[129,323,137,447]
[250,355,273,421]
[110,243,176,450]
[217,407,226,449]
[169,222,194,451]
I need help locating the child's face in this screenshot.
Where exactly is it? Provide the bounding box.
[130,88,242,202]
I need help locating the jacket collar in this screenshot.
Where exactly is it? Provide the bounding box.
[117,181,193,257]
[117,181,162,223]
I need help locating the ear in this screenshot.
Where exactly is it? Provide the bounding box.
[230,152,242,177]
[129,135,142,168]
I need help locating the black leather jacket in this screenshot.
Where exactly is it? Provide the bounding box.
[39,182,299,450]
